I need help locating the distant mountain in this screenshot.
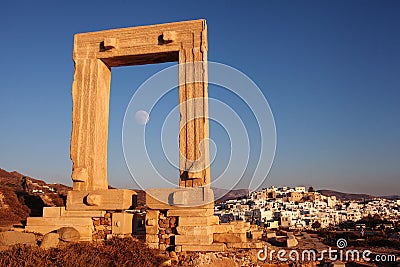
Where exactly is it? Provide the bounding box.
[0,168,71,227]
[213,188,249,203]
[318,189,375,201]
[379,195,400,200]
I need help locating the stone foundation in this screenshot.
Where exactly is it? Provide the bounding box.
[145,187,263,252]
[25,189,138,241]
[92,212,112,240]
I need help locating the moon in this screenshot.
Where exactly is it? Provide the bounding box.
[135,110,150,125]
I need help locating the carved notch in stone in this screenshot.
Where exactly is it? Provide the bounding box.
[72,167,88,183]
[100,37,117,50]
[160,31,177,44]
[84,193,101,206]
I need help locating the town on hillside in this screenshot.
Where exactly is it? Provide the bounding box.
[215,186,400,232]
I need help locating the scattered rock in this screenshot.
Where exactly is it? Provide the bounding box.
[169,251,179,264]
[161,259,172,266]
[330,261,346,267]
[0,227,11,232]
[0,231,36,246]
[40,232,59,249]
[57,227,80,242]
[266,231,276,239]
[286,235,298,248]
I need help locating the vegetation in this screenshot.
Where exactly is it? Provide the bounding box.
[311,221,321,229]
[0,237,167,267]
[357,214,392,229]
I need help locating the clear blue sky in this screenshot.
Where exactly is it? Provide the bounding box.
[1,0,399,195]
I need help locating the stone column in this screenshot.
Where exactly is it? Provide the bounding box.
[178,29,210,188]
[70,59,111,191]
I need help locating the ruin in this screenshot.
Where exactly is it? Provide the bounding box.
[26,19,262,251]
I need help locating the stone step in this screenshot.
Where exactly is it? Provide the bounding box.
[181,243,226,252]
[176,225,214,235]
[226,241,264,249]
[213,233,247,243]
[26,217,93,241]
[175,234,213,245]
[213,224,234,233]
[178,216,219,226]
[27,217,92,226]
[250,229,263,240]
[43,207,106,218]
[167,208,214,217]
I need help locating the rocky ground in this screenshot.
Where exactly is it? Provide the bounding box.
[0,233,167,267]
[1,230,398,267]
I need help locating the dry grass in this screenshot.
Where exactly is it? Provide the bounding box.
[0,237,167,267]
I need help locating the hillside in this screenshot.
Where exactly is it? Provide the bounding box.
[213,188,249,203]
[0,168,71,227]
[379,195,400,200]
[318,189,375,201]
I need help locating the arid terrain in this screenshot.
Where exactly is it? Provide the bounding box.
[0,168,70,228]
